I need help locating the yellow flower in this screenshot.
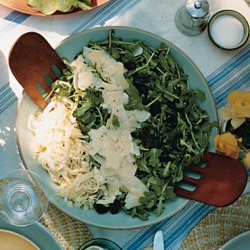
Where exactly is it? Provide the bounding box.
[221,90,250,129]
[214,132,241,159]
[221,106,246,128]
[228,90,250,117]
[243,151,250,168]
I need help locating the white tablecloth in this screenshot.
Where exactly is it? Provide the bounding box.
[0,0,249,249]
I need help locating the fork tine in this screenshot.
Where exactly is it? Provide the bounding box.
[25,85,48,110]
[39,79,52,94]
[182,175,200,186]
[55,61,65,71]
[188,165,205,175]
[51,64,63,78]
[48,70,59,82]
[174,186,196,199]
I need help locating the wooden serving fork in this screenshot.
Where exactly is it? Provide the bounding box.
[9,32,65,110]
[174,151,247,206]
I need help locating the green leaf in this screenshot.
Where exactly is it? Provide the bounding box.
[154,196,164,216]
[149,148,162,167]
[112,115,120,128]
[125,80,146,111]
[137,158,151,174]
[75,100,92,117]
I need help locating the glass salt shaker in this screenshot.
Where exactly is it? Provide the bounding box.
[175,0,210,36]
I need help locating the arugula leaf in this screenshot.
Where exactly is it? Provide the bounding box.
[148,148,162,167]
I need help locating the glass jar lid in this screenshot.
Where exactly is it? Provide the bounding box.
[208,10,249,50]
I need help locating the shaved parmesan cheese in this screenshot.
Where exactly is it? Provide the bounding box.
[96,179,121,205]
[122,176,148,209]
[120,110,151,131]
[101,90,128,115]
[88,125,148,208]
[76,71,93,90]
[83,47,129,89]
[69,54,99,91]
[88,126,135,170]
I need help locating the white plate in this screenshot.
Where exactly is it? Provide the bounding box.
[220,231,250,250]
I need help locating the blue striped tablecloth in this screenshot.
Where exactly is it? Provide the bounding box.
[0,0,249,249]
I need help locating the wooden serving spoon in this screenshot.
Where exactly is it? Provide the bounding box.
[8,32,248,206]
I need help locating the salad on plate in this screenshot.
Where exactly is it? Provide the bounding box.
[29,31,217,220]
[26,0,92,15]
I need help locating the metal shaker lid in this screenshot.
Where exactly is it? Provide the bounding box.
[186,0,209,18]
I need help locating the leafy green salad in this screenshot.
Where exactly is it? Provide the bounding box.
[34,31,216,220]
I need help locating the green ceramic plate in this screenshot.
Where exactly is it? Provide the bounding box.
[16,26,218,229]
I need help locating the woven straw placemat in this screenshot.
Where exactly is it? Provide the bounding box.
[179,194,250,250]
[40,204,93,250]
